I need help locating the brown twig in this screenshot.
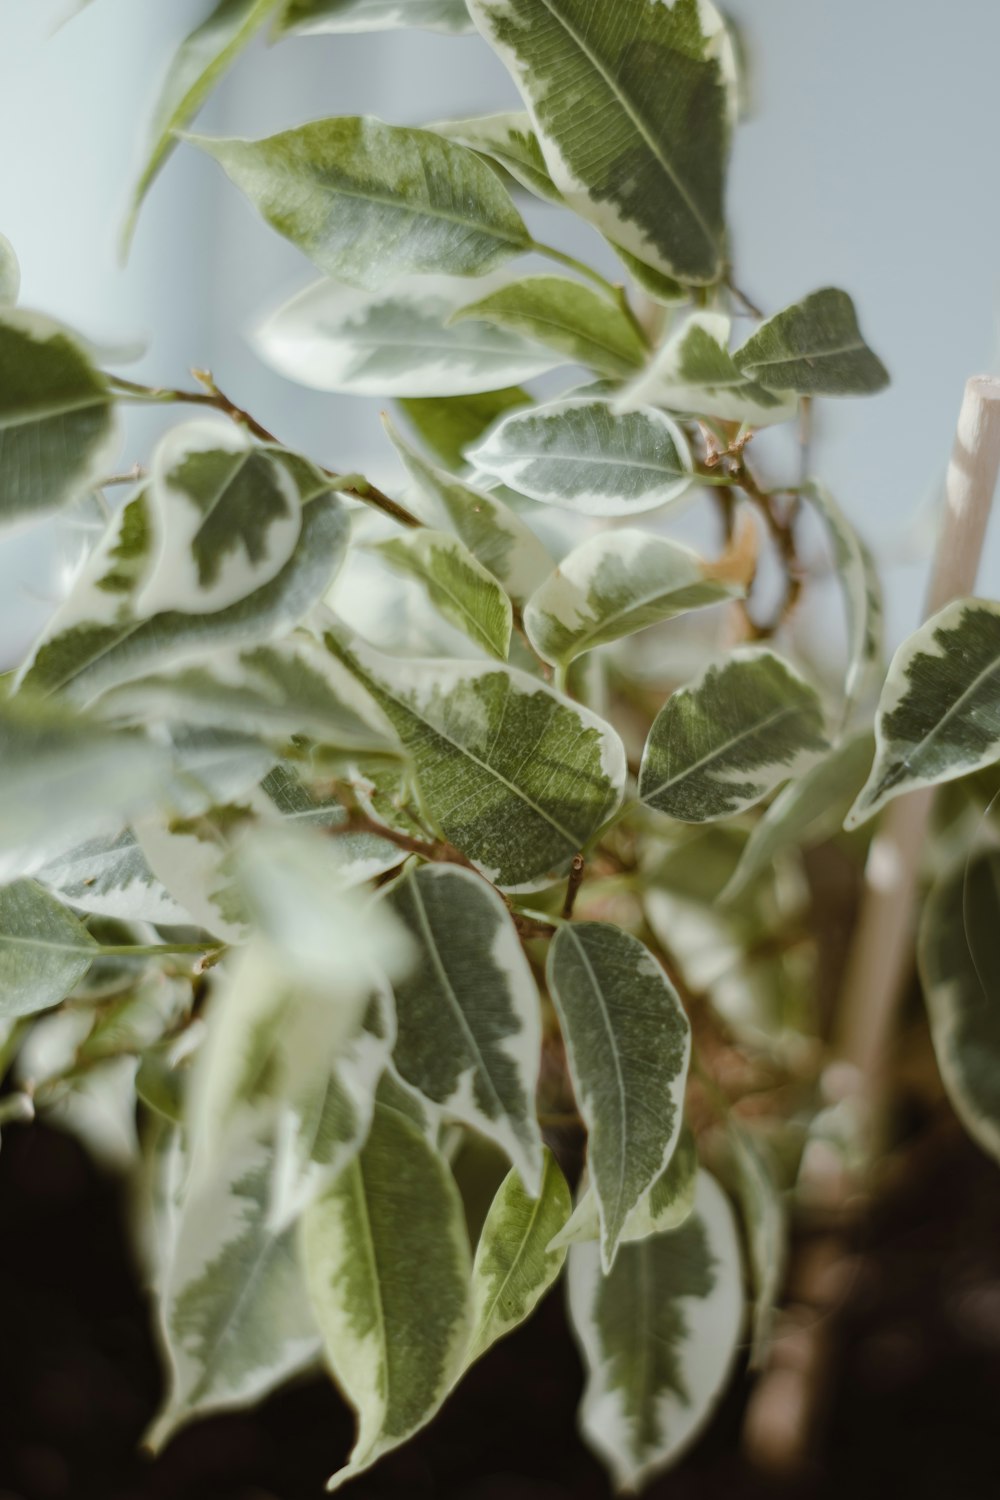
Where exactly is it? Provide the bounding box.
[561,853,586,919]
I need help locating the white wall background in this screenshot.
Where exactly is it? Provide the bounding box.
[3,0,1000,663]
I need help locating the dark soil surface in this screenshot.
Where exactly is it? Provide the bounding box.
[1,1119,999,1500]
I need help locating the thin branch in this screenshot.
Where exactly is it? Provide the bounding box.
[561,853,586,919]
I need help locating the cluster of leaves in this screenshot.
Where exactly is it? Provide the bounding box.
[4,0,1000,1491]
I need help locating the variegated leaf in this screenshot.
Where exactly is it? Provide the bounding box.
[431,111,564,204]
[467,0,734,284]
[33,826,193,925]
[469,397,693,515]
[274,0,474,35]
[124,0,279,247]
[147,1132,322,1450]
[370,529,513,659]
[553,1125,698,1250]
[18,491,348,704]
[0,233,19,304]
[0,309,118,526]
[566,1170,743,1491]
[453,275,647,378]
[546,922,691,1270]
[257,763,401,884]
[466,1150,571,1365]
[523,525,752,672]
[729,1125,786,1369]
[640,649,828,822]
[384,863,543,1188]
[617,310,797,427]
[141,421,302,616]
[191,119,531,289]
[134,811,247,945]
[325,625,626,888]
[301,1102,472,1490]
[919,850,1000,1166]
[734,287,889,396]
[804,481,884,722]
[255,274,563,398]
[0,879,97,1019]
[396,386,530,471]
[846,599,1000,828]
[383,415,551,602]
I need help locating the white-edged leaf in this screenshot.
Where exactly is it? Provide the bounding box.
[722,731,873,903]
[33,826,193,925]
[257,763,402,884]
[846,598,1000,828]
[546,921,691,1270]
[466,1150,571,1365]
[523,524,753,671]
[0,879,98,1019]
[325,623,626,888]
[617,310,797,427]
[553,1125,698,1251]
[124,0,279,249]
[469,397,693,515]
[640,648,828,822]
[453,275,647,378]
[370,528,513,659]
[134,812,247,945]
[805,481,884,722]
[18,491,348,704]
[734,287,889,396]
[383,414,552,602]
[0,233,19,304]
[255,274,564,398]
[467,0,734,284]
[729,1125,786,1369]
[0,308,118,527]
[274,0,474,35]
[566,1169,743,1492]
[191,118,530,289]
[918,849,1000,1166]
[301,1101,472,1491]
[431,111,564,204]
[385,863,543,1188]
[147,1132,321,1450]
[141,421,301,616]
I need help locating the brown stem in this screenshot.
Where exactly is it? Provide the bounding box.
[561,853,586,919]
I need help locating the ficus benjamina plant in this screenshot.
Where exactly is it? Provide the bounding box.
[3,0,998,1491]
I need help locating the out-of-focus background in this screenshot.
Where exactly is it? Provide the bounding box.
[3,0,1000,662]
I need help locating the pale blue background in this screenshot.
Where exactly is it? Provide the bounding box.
[3,0,999,664]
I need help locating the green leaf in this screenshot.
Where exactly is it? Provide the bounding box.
[566,1169,743,1491]
[397,386,531,471]
[33,826,192,925]
[124,0,278,250]
[0,695,170,876]
[722,731,874,903]
[804,481,884,723]
[845,599,1000,828]
[274,0,473,34]
[147,1132,321,1450]
[729,1125,786,1369]
[919,850,1000,1166]
[19,491,348,704]
[0,309,118,527]
[301,1101,472,1491]
[383,414,552,602]
[467,0,734,284]
[141,421,301,615]
[431,111,564,204]
[618,310,797,426]
[384,863,544,1187]
[523,525,752,672]
[453,275,647,378]
[326,625,626,888]
[734,288,889,396]
[0,880,98,1019]
[0,233,19,304]
[466,1150,571,1365]
[255,274,564,398]
[470,396,693,515]
[552,1125,698,1250]
[370,528,513,659]
[640,648,828,822]
[191,118,531,289]
[613,243,685,304]
[546,922,691,1270]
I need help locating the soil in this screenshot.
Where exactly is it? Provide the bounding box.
[1,1118,999,1500]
